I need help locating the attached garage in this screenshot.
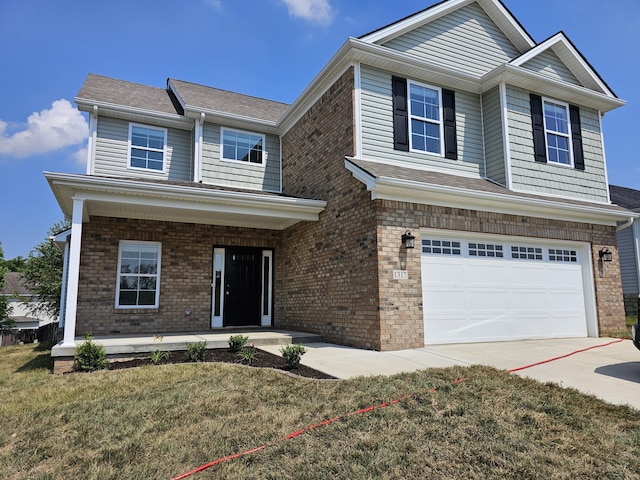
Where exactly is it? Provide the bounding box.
[421,230,597,344]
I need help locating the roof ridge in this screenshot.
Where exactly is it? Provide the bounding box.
[169,78,290,107]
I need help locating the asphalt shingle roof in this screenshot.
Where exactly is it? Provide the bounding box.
[0,272,32,297]
[609,185,640,211]
[169,78,289,123]
[76,74,183,115]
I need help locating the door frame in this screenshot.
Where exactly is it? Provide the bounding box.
[211,246,274,328]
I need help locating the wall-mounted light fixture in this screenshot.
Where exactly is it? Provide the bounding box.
[599,247,613,262]
[402,230,416,249]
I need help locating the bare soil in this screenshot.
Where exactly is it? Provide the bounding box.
[109,348,336,379]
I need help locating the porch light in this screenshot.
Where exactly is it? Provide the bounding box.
[402,230,416,249]
[599,247,613,262]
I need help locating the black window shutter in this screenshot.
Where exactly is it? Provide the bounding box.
[569,105,585,171]
[530,94,547,163]
[392,76,409,152]
[442,89,458,160]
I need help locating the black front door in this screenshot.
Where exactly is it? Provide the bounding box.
[223,248,262,327]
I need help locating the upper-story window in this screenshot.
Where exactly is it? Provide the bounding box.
[129,124,166,171]
[408,81,443,155]
[530,94,584,170]
[221,128,265,165]
[543,100,572,166]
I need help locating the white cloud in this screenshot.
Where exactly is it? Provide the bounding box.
[0,99,88,159]
[281,0,333,25]
[73,145,88,167]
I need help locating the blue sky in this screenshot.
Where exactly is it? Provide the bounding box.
[1,0,639,260]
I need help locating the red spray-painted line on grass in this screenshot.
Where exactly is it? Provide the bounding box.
[170,339,625,480]
[506,338,625,373]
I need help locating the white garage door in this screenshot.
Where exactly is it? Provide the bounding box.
[421,233,593,344]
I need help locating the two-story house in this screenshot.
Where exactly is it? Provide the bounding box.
[49,0,633,370]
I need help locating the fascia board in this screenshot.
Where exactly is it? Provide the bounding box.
[510,33,615,97]
[45,172,326,219]
[184,109,280,135]
[74,98,193,130]
[481,64,625,112]
[360,175,635,226]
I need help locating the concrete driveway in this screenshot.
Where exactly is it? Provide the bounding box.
[260,337,640,410]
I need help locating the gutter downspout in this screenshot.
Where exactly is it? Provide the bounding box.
[617,216,634,232]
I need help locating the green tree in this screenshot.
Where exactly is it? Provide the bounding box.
[4,256,27,272]
[0,242,14,330]
[22,221,69,320]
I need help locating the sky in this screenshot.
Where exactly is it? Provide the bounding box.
[1,0,639,260]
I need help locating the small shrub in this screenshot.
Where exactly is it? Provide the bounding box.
[149,349,170,364]
[74,334,109,372]
[228,334,249,353]
[186,341,208,362]
[280,344,307,369]
[237,343,260,365]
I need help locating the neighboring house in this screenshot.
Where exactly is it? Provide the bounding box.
[609,185,640,315]
[48,0,634,369]
[0,272,57,345]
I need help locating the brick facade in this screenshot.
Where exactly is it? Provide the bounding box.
[279,67,384,350]
[75,217,281,336]
[374,201,626,341]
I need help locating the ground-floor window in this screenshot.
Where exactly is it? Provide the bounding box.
[116,241,161,308]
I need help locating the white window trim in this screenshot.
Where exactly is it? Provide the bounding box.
[220,126,267,167]
[407,80,445,157]
[542,97,574,168]
[127,123,168,173]
[211,248,225,328]
[261,250,273,326]
[115,240,162,309]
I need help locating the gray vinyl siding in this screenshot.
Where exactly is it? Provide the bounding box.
[201,123,281,192]
[506,86,609,202]
[521,50,580,85]
[383,2,520,77]
[360,66,484,176]
[617,226,639,295]
[94,116,192,181]
[482,86,505,185]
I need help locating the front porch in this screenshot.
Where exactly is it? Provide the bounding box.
[51,328,323,374]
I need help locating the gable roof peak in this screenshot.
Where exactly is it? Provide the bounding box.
[511,31,617,98]
[359,0,535,53]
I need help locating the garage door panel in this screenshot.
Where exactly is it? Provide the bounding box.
[422,235,589,344]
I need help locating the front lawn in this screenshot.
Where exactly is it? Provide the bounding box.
[1,343,639,479]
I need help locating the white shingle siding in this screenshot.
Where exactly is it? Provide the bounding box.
[93,116,192,181]
[506,86,609,202]
[201,123,281,192]
[482,86,505,185]
[618,226,639,295]
[521,49,580,86]
[382,3,520,77]
[360,66,484,176]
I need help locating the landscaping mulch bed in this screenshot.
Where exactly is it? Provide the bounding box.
[109,348,336,379]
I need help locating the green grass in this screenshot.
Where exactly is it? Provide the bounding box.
[1,343,639,479]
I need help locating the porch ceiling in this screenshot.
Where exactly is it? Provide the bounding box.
[45,172,327,230]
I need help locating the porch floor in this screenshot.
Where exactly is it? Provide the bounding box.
[51,329,323,358]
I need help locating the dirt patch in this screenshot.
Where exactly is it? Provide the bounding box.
[109,348,336,379]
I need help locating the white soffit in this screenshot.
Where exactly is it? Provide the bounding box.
[45,172,326,230]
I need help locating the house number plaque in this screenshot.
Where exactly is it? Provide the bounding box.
[393,270,409,280]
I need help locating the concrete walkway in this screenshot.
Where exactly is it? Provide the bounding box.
[260,338,640,410]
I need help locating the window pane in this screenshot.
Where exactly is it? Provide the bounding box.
[119,291,137,306]
[544,102,568,134]
[138,291,156,306]
[118,243,159,307]
[130,126,164,170]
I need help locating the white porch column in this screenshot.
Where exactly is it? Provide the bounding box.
[61,197,85,347]
[57,237,70,329]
